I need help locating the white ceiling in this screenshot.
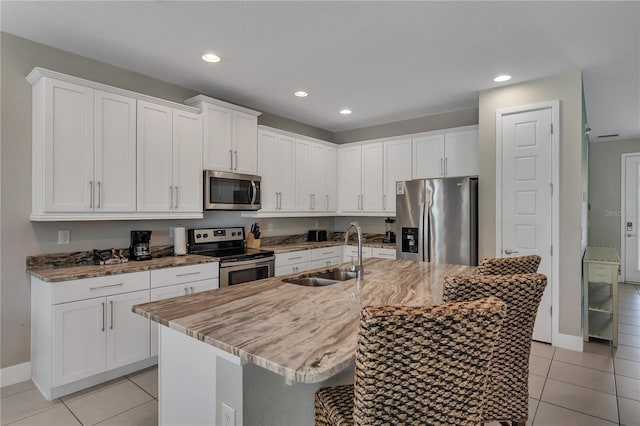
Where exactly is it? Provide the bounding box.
[2,1,639,141]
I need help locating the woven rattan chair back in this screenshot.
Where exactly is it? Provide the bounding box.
[315,297,507,426]
[443,273,547,425]
[476,255,541,276]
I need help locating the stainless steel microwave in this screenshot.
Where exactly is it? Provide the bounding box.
[203,170,261,211]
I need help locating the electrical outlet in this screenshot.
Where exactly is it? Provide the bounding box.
[221,402,235,426]
[267,223,273,232]
[58,230,70,245]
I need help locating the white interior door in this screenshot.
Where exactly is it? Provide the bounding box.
[624,154,640,283]
[500,107,553,343]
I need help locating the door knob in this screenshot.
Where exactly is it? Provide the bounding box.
[504,249,519,255]
[628,233,637,237]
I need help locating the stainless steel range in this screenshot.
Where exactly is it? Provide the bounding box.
[188,227,275,287]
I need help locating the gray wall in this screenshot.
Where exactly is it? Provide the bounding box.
[478,70,584,337]
[0,32,333,369]
[333,107,478,144]
[588,139,640,255]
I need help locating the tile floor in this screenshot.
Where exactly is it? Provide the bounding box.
[2,283,640,425]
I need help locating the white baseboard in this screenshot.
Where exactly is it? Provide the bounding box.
[1,362,32,387]
[553,332,584,352]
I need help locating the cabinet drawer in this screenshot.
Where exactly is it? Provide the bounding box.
[275,263,311,277]
[53,271,149,305]
[343,246,373,262]
[311,257,342,269]
[276,250,312,267]
[588,263,614,283]
[311,246,342,261]
[372,248,396,259]
[150,263,218,288]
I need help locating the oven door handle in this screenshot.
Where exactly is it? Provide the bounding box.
[250,180,257,205]
[220,256,276,268]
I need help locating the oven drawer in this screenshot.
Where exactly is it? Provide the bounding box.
[151,263,219,288]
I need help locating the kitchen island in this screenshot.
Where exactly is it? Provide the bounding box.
[133,258,475,425]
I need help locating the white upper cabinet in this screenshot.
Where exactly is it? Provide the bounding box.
[258,130,295,212]
[185,95,261,175]
[94,90,137,212]
[295,139,329,212]
[325,146,338,212]
[338,143,384,213]
[382,138,412,214]
[172,109,204,212]
[413,126,478,179]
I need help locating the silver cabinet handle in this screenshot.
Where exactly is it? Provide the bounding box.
[97,182,101,208]
[176,271,201,277]
[184,287,189,295]
[174,186,179,209]
[170,186,174,209]
[190,286,195,294]
[326,194,329,210]
[90,283,124,291]
[275,192,279,210]
[234,151,238,170]
[289,256,303,260]
[89,181,93,208]
[229,150,233,170]
[101,302,105,332]
[441,158,444,176]
[110,300,114,330]
[279,192,282,209]
[383,194,386,210]
[445,157,448,175]
[312,194,315,210]
[504,249,519,255]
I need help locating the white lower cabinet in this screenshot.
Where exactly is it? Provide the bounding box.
[372,247,397,259]
[149,263,219,356]
[275,250,312,277]
[343,246,374,263]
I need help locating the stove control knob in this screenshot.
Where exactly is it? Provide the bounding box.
[231,232,236,236]
[203,233,209,238]
[196,234,202,239]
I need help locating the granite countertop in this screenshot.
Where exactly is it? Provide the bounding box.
[29,254,218,282]
[133,258,476,383]
[265,240,396,253]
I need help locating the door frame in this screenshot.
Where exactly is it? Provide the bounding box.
[620,152,640,283]
[495,100,567,348]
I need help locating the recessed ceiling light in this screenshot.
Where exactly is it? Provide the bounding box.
[493,74,512,82]
[202,53,221,63]
[294,91,309,97]
[340,109,352,115]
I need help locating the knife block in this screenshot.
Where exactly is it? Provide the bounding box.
[246,234,261,248]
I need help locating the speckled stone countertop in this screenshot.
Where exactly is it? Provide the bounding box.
[133,258,475,383]
[28,255,218,282]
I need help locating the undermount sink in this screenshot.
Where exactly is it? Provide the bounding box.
[282,269,358,287]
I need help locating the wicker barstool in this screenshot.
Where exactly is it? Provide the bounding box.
[476,255,541,276]
[315,297,507,426]
[443,273,547,426]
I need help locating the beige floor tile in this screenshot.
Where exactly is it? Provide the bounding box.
[64,380,152,425]
[620,315,640,326]
[6,404,80,426]
[619,332,640,348]
[531,341,555,359]
[0,381,35,399]
[532,401,618,425]
[528,398,539,426]
[621,324,640,336]
[584,341,613,356]
[540,378,618,422]
[615,358,640,379]
[619,397,640,426]
[60,378,128,403]
[127,368,158,399]
[94,400,157,426]
[617,375,640,401]
[529,374,546,400]
[0,388,60,425]
[548,360,615,394]
[530,355,552,377]
[554,348,614,372]
[616,344,640,362]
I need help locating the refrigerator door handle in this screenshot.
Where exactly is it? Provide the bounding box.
[418,201,426,262]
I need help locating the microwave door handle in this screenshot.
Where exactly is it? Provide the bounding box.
[250,181,257,205]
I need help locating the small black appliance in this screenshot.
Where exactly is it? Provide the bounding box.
[383,217,396,243]
[129,230,152,261]
[307,230,328,242]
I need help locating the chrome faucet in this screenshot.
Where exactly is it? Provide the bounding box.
[344,222,364,280]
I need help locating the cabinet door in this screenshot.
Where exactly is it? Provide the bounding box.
[361,143,383,212]
[53,298,106,385]
[325,146,338,211]
[310,143,326,211]
[43,79,94,212]
[94,90,137,212]
[412,134,445,179]
[258,130,279,211]
[137,101,173,212]
[278,135,296,211]
[106,290,150,370]
[383,139,412,213]
[295,139,313,211]
[444,129,479,177]
[173,109,203,213]
[203,103,233,171]
[232,111,258,174]
[338,145,362,212]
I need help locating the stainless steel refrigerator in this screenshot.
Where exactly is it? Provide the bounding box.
[396,177,478,265]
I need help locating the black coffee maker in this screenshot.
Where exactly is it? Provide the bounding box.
[383,217,396,243]
[129,230,152,261]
